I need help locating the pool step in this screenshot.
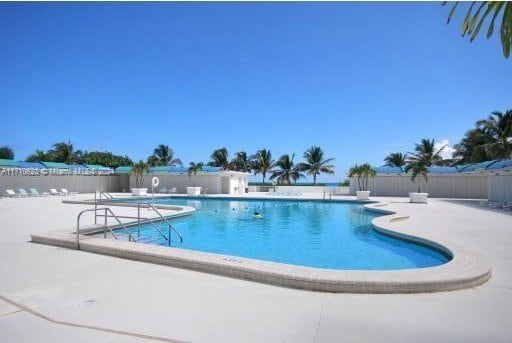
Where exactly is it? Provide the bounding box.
[113,233,164,245]
[130,236,157,245]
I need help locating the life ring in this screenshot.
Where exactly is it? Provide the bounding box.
[152,177,160,188]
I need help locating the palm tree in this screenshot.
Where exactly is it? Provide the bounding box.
[229,151,251,172]
[348,164,376,191]
[26,150,48,162]
[404,138,446,193]
[453,128,493,163]
[188,162,203,187]
[74,149,85,164]
[132,160,150,188]
[296,146,335,185]
[444,2,512,58]
[384,152,407,168]
[269,154,305,185]
[476,110,512,159]
[188,161,203,176]
[407,138,446,167]
[147,144,182,166]
[51,141,75,164]
[0,146,14,159]
[251,149,274,183]
[208,148,229,170]
[404,162,429,193]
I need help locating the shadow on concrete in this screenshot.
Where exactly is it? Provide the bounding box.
[439,199,512,217]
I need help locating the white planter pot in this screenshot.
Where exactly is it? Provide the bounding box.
[187,187,201,196]
[131,188,148,196]
[356,191,371,200]
[409,192,429,203]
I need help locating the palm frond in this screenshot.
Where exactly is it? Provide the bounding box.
[444,1,511,58]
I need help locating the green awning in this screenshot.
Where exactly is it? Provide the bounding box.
[115,166,133,173]
[0,159,18,167]
[85,164,111,171]
[39,161,70,169]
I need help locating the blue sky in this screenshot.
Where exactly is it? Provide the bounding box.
[1,2,510,182]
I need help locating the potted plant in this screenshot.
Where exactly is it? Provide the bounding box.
[348,163,376,200]
[403,138,445,203]
[187,162,203,196]
[131,160,150,196]
[404,162,429,203]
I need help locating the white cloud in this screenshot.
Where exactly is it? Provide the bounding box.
[435,139,455,160]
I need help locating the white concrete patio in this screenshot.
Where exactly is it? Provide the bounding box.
[0,193,511,342]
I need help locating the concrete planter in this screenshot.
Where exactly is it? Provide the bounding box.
[356,191,371,200]
[131,188,148,196]
[187,187,201,196]
[409,192,429,203]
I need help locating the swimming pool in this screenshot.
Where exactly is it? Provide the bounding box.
[107,197,449,270]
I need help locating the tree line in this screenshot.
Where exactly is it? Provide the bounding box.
[0,141,133,168]
[8,109,507,181]
[1,141,336,185]
[375,109,511,192]
[143,145,336,185]
[383,109,512,169]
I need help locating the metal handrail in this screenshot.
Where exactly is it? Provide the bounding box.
[147,204,184,243]
[323,190,332,201]
[144,217,172,246]
[98,190,114,200]
[95,212,172,246]
[94,190,114,224]
[93,203,183,246]
[76,207,137,249]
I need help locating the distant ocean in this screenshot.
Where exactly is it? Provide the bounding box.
[248,181,344,186]
[285,182,341,186]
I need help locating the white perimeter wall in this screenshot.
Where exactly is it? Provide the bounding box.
[488,173,512,203]
[350,174,488,199]
[0,175,121,194]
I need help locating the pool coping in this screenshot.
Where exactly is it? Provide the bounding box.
[31,196,492,293]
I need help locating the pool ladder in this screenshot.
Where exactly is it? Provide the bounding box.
[76,203,183,250]
[76,207,137,250]
[94,190,114,225]
[145,203,184,244]
[95,190,114,201]
[323,189,333,201]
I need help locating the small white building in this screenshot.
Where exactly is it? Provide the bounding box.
[117,165,250,195]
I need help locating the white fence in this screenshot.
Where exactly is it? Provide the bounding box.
[350,174,488,199]
[1,173,498,200]
[0,175,121,195]
[488,173,512,203]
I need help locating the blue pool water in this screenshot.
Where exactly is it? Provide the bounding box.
[110,197,449,270]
